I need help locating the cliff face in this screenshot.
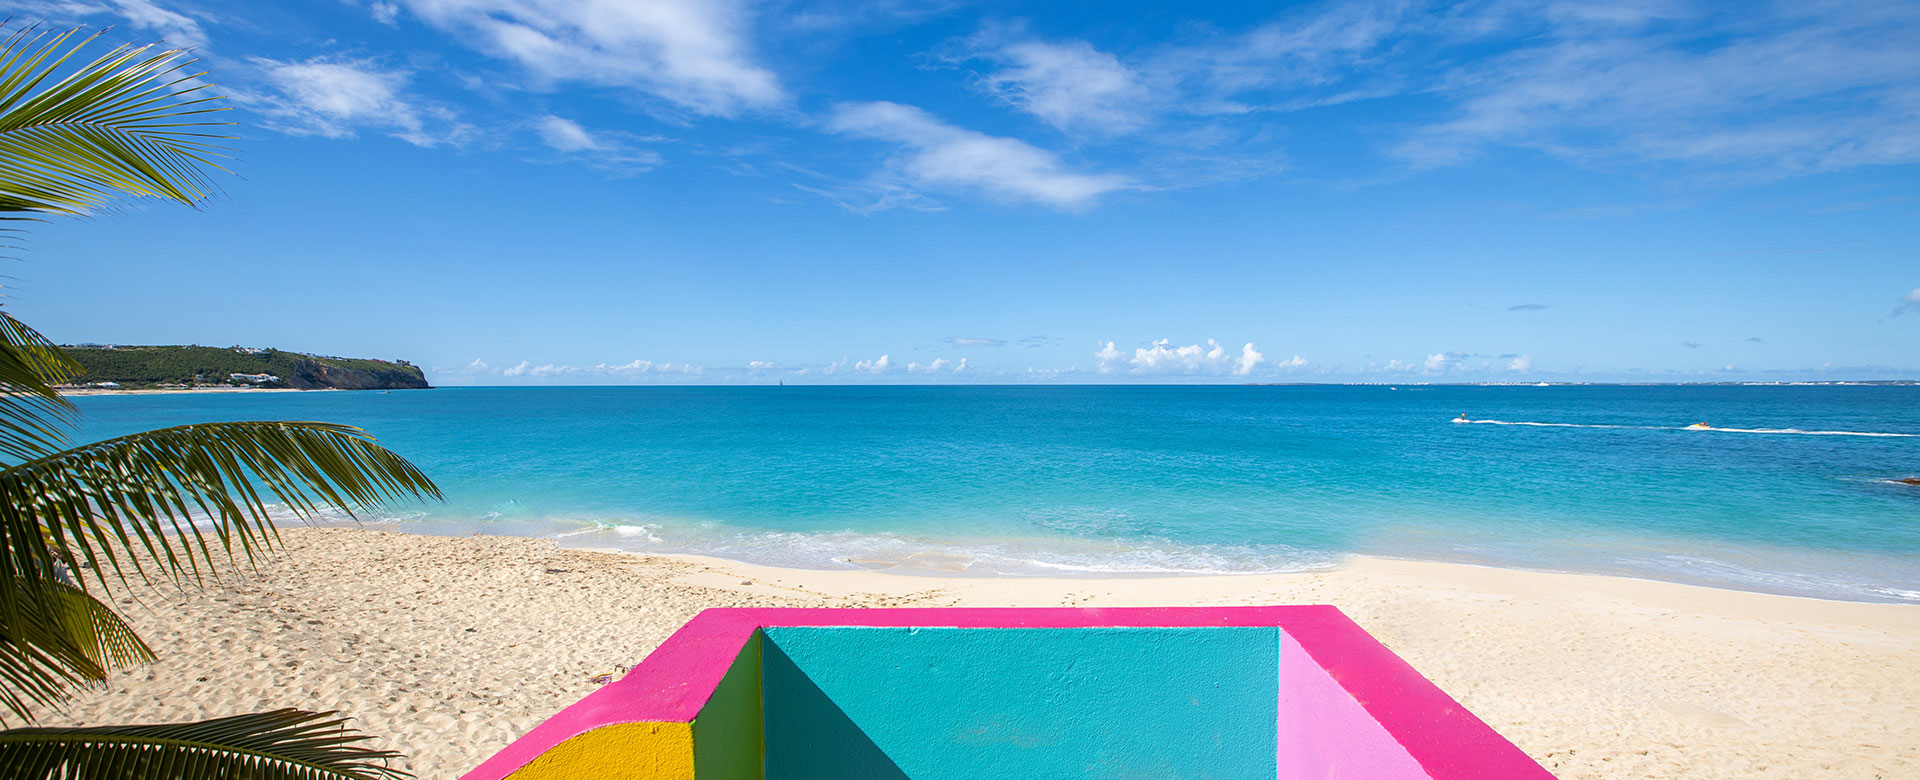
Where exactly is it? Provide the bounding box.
[284,359,431,390]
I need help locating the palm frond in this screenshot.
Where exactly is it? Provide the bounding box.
[0,707,410,779]
[0,24,232,226]
[41,578,151,673]
[0,311,77,462]
[1,421,440,598]
[0,575,153,722]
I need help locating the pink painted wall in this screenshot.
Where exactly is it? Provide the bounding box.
[1279,628,1428,779]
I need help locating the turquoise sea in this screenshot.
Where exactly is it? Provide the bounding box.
[68,385,1920,603]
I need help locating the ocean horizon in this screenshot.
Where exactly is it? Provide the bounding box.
[69,384,1920,604]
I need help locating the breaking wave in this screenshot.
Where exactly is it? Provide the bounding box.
[549,521,1335,577]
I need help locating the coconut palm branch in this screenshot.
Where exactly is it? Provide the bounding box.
[0,24,230,229]
[0,708,408,779]
[4,419,441,589]
[0,311,78,462]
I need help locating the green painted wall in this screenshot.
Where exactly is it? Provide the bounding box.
[693,631,765,779]
[761,626,1279,780]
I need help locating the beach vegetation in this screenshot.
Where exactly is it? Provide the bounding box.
[0,23,438,779]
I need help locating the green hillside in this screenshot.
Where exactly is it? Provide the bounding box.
[62,345,430,390]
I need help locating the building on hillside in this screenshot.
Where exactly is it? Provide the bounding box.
[230,373,279,384]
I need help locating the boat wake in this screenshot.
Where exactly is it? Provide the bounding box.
[1455,419,1645,430]
[1455,419,1915,437]
[1692,426,1915,437]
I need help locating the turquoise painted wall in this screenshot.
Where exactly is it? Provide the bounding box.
[761,626,1280,780]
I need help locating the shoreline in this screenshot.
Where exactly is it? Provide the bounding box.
[643,546,1918,627]
[650,544,1920,611]
[533,521,1919,605]
[44,526,1919,779]
[58,386,344,396]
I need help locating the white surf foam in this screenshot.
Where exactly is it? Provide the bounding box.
[550,523,1336,577]
[1689,426,1915,437]
[1457,419,1915,437]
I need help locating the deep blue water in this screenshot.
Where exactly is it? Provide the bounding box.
[65,385,1920,602]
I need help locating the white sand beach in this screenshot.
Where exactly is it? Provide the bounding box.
[41,527,1919,780]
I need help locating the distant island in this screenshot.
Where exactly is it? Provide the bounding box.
[60,345,430,391]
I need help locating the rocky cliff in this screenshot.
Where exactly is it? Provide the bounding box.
[283,359,431,390]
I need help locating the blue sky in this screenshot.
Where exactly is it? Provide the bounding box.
[10,0,1918,384]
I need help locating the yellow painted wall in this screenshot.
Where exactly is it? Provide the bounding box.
[506,722,695,780]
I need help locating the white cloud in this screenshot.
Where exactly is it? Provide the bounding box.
[946,336,1007,347]
[1423,351,1473,373]
[854,354,891,373]
[536,115,600,151]
[110,0,208,49]
[954,358,969,372]
[1093,341,1126,374]
[1235,342,1265,375]
[1395,2,1920,173]
[935,2,1920,182]
[1094,338,1268,376]
[1507,354,1532,372]
[824,101,1130,210]
[592,359,702,376]
[532,114,664,174]
[1894,287,1920,317]
[908,358,950,374]
[972,37,1150,134]
[1276,354,1308,369]
[395,0,783,116]
[370,1,400,26]
[485,358,710,381]
[250,58,464,147]
[930,27,1294,188]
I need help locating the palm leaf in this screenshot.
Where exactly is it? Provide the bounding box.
[2,420,441,595]
[0,575,154,722]
[0,24,232,229]
[0,311,78,462]
[0,707,409,779]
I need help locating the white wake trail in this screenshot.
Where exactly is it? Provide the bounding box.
[1454,419,1915,437]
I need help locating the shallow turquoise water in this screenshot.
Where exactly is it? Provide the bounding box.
[67,385,1920,602]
